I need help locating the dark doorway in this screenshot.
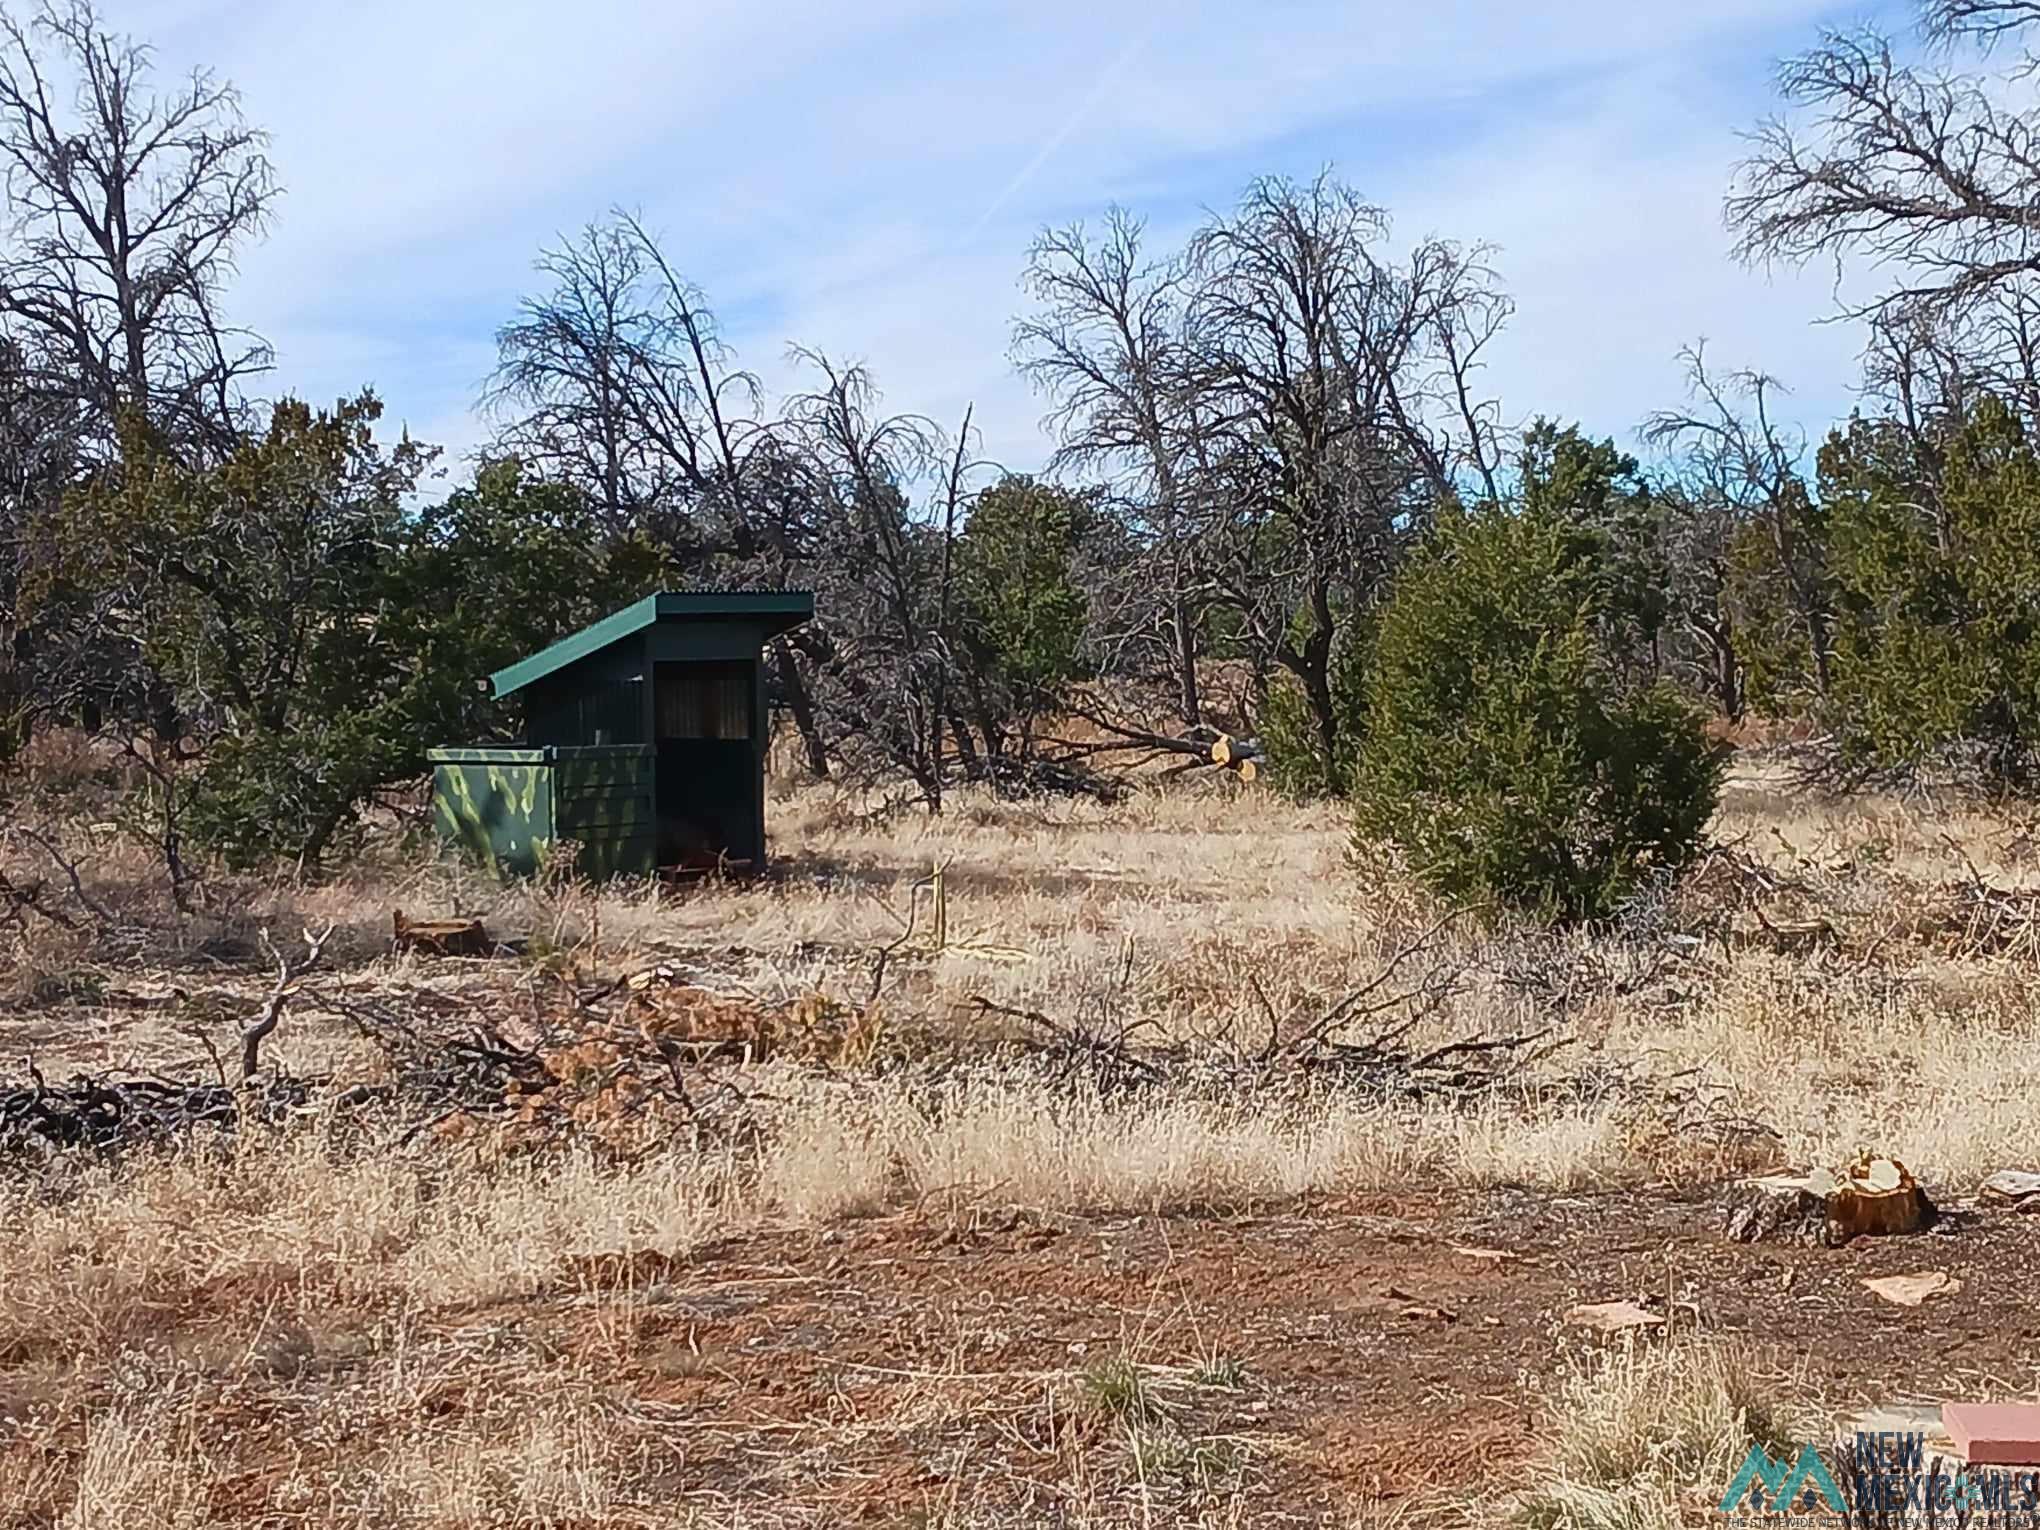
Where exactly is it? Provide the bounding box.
[653,660,758,866]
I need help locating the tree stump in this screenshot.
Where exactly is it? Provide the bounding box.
[392,911,492,958]
[1724,1173,1835,1246]
[1723,1159,1934,1246]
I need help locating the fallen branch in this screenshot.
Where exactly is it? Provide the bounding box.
[242,924,336,1082]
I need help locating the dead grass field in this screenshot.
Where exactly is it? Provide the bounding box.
[7,756,2040,1526]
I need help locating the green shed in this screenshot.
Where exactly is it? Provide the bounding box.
[430,591,814,878]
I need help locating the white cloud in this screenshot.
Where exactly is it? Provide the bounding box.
[106,0,1907,475]
[1379,50,1870,452]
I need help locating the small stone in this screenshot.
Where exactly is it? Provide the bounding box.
[1980,1170,2040,1208]
[1564,1300,1664,1332]
[1862,1271,1960,1307]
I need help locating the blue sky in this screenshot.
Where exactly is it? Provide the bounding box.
[117,0,1907,482]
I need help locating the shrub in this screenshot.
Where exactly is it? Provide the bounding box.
[1821,395,2040,784]
[50,419,661,872]
[1354,506,1726,919]
[951,476,1094,753]
[180,714,407,871]
[955,477,1091,702]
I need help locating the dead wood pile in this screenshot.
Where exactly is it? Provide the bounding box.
[0,957,837,1166]
[1,1067,309,1154]
[972,911,1565,1101]
[1675,837,2040,964]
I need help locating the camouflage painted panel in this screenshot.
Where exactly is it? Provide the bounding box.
[431,763,553,875]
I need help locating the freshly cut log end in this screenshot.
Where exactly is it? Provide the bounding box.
[1829,1180,1935,1240]
[1211,735,1233,766]
[392,911,492,958]
[1237,759,1258,784]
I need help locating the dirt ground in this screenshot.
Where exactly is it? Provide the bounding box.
[15,1183,2031,1527]
[518,1190,2040,1522]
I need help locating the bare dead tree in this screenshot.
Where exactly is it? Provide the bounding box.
[1645,344,1832,707]
[490,217,993,785]
[1728,9,2040,341]
[485,210,767,556]
[1859,283,2040,442]
[1012,175,1509,787]
[609,209,765,545]
[483,213,868,778]
[0,0,276,457]
[1921,0,2040,54]
[1184,172,1500,775]
[1646,481,1746,722]
[926,404,975,815]
[1383,237,1512,506]
[483,221,666,523]
[0,331,80,749]
[1187,174,1399,771]
[776,350,948,797]
[728,432,842,777]
[1015,210,1209,726]
[0,1,275,768]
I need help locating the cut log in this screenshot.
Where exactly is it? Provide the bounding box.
[1211,735,1233,766]
[392,911,492,958]
[1724,1157,1934,1246]
[1237,759,1258,784]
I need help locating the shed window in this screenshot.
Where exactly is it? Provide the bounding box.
[656,662,753,740]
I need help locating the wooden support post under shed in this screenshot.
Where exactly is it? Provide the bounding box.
[430,591,815,879]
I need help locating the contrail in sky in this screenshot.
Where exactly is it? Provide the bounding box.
[958,10,1163,248]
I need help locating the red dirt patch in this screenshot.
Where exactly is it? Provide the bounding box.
[504,1187,2040,1521]
[14,1185,2040,1525]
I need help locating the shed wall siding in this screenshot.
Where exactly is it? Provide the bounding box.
[524,645,649,748]
[551,750,658,877]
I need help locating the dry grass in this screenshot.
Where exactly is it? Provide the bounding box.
[1514,1336,1815,1530]
[12,756,2040,1200]
[0,752,2036,1523]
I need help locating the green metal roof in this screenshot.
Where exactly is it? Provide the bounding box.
[488,591,815,698]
